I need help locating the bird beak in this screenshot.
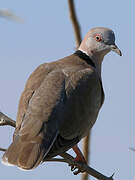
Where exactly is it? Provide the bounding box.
[110,44,122,56]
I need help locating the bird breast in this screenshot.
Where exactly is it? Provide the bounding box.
[59,76,103,140]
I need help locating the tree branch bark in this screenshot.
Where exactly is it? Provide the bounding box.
[0,112,16,127]
[68,0,81,48]
[0,148,7,152]
[82,133,91,180]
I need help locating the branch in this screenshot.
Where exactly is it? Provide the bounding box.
[0,112,16,127]
[0,9,24,23]
[82,132,91,180]
[68,0,81,48]
[129,147,135,152]
[47,153,114,180]
[0,148,6,152]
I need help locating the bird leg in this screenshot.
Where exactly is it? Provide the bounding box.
[73,145,86,162]
[70,144,86,175]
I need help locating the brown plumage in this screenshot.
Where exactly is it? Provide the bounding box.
[2,27,122,170]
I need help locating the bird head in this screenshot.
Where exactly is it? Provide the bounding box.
[79,27,122,60]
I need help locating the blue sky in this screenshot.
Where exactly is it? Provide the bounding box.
[0,0,135,179]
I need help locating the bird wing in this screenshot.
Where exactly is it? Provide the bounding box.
[16,63,50,130]
[18,69,66,138]
[3,63,67,169]
[15,68,67,168]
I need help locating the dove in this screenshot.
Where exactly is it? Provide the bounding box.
[2,27,122,170]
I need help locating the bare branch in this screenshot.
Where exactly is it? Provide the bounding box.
[0,148,6,152]
[0,9,24,23]
[68,0,81,48]
[0,112,16,127]
[129,147,135,152]
[82,133,91,180]
[55,153,114,180]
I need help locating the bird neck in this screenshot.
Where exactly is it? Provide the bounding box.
[74,50,96,68]
[90,53,104,79]
[78,48,104,79]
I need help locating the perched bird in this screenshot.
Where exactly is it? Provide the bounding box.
[2,27,122,170]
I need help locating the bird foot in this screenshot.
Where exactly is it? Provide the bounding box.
[69,159,86,175]
[69,144,87,175]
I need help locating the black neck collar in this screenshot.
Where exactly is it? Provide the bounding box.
[74,50,95,68]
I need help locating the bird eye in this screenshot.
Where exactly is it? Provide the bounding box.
[94,34,102,42]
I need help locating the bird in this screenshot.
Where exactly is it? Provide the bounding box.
[2,27,122,170]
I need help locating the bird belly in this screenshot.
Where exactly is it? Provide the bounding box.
[59,90,102,140]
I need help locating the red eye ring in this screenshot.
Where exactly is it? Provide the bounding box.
[94,34,102,42]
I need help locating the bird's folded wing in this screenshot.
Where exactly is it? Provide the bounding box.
[3,69,67,169]
[18,69,66,141]
[16,63,50,130]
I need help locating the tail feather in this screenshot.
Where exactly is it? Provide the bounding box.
[2,138,44,170]
[2,141,21,166]
[2,132,58,170]
[17,143,43,169]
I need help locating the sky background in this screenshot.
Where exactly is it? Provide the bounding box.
[0,0,134,180]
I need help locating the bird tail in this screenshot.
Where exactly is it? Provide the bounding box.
[2,138,45,170]
[2,132,58,170]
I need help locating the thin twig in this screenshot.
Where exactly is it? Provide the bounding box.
[0,148,6,152]
[68,0,81,48]
[129,147,135,152]
[82,133,91,180]
[45,158,67,163]
[0,112,16,127]
[45,152,114,180]
[57,153,114,180]
[0,9,24,23]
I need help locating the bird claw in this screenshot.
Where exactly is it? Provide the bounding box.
[73,168,84,175]
[69,161,85,175]
[71,165,78,171]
